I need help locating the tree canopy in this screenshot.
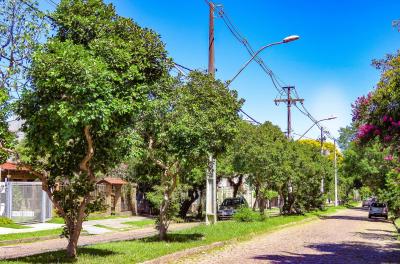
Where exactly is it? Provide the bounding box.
[16,0,170,257]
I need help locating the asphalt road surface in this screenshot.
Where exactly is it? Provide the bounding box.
[182,206,400,264]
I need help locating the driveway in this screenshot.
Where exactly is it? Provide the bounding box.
[182,207,400,263]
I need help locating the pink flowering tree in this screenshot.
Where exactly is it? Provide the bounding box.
[352,51,400,217]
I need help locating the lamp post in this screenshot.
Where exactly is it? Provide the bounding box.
[226,35,300,87]
[297,116,337,141]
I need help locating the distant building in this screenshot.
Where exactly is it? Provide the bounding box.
[0,162,37,182]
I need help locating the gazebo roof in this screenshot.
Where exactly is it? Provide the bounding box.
[97,177,127,185]
[0,162,30,172]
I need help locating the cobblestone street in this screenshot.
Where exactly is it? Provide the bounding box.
[182,207,400,264]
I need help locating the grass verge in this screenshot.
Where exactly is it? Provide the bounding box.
[123,219,155,228]
[0,223,30,229]
[0,228,62,243]
[3,205,348,264]
[48,214,131,224]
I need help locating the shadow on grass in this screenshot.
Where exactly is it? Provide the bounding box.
[4,248,117,263]
[253,241,400,263]
[140,233,204,243]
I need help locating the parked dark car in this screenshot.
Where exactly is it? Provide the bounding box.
[217,197,248,220]
[368,202,388,219]
[362,197,376,207]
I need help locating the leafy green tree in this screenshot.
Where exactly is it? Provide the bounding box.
[351,51,400,217]
[0,0,47,162]
[15,0,169,258]
[279,141,333,214]
[217,121,256,198]
[137,71,242,240]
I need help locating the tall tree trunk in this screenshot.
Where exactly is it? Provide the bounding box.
[158,170,178,241]
[197,189,204,219]
[179,189,199,219]
[158,192,169,240]
[228,174,244,198]
[253,184,260,211]
[66,221,83,258]
[65,199,87,258]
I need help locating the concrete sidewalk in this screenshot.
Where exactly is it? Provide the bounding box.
[0,223,62,235]
[0,222,200,260]
[0,216,153,235]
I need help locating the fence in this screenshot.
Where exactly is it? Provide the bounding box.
[0,181,52,223]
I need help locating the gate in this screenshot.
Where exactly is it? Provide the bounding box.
[0,181,52,223]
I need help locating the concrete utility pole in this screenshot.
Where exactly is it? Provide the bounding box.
[205,1,217,225]
[320,127,324,193]
[274,86,304,139]
[334,139,338,206]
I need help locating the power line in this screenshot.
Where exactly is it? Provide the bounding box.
[213,2,336,140]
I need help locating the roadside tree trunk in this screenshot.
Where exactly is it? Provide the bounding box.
[66,218,84,258]
[228,174,244,198]
[179,188,199,219]
[158,191,170,240]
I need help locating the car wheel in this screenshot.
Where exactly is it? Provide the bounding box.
[368,214,371,219]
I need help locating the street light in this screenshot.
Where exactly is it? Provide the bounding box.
[227,35,300,87]
[297,116,337,141]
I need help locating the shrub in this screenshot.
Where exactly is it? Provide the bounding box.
[0,217,14,225]
[233,207,262,222]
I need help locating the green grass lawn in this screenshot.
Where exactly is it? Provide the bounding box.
[122,219,155,228]
[3,206,347,264]
[0,222,30,229]
[0,228,63,243]
[48,214,131,224]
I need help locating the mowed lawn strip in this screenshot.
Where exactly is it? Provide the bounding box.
[0,228,63,243]
[123,219,155,228]
[3,206,348,264]
[48,215,131,224]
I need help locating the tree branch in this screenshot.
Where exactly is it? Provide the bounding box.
[148,136,168,171]
[79,125,95,181]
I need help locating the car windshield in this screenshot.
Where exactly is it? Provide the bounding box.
[371,203,386,207]
[221,198,243,207]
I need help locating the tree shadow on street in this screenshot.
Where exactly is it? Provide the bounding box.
[354,231,398,241]
[318,214,388,223]
[3,247,117,263]
[253,241,400,263]
[140,233,204,243]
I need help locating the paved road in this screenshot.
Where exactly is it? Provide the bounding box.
[0,222,199,260]
[183,207,400,264]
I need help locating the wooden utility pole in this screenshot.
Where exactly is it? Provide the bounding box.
[206,1,217,225]
[274,86,304,139]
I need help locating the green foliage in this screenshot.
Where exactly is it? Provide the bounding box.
[359,186,372,200]
[218,121,333,215]
[136,70,243,238]
[0,216,13,225]
[346,51,400,217]
[233,207,263,222]
[15,0,170,255]
[146,185,182,230]
[262,189,279,200]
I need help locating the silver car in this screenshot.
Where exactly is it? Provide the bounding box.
[368,202,388,220]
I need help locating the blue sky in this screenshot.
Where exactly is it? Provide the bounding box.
[41,0,400,141]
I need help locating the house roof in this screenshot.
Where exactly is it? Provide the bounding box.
[97,177,127,185]
[0,162,30,172]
